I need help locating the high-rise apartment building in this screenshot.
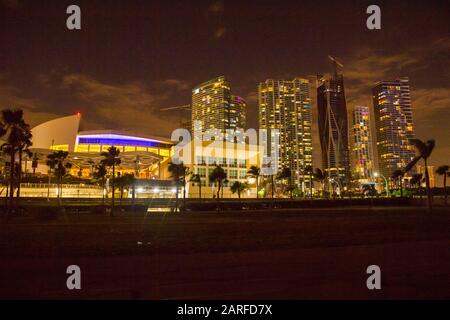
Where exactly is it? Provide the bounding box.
[372,78,415,178]
[317,71,350,186]
[258,78,313,187]
[191,76,245,140]
[351,106,374,182]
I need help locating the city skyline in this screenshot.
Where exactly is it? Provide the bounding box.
[0,0,449,184]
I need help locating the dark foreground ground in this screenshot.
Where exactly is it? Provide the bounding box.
[1,206,450,299]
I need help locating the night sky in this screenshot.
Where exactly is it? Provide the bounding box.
[1,0,449,180]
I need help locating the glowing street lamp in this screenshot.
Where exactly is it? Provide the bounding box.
[374,172,389,197]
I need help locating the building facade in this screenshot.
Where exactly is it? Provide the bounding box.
[351,106,374,182]
[258,78,313,188]
[317,72,350,186]
[191,76,245,141]
[184,140,259,198]
[372,78,415,178]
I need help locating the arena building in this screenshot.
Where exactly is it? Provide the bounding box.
[5,114,260,199]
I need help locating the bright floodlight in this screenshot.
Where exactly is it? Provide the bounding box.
[374,172,379,177]
[153,188,160,193]
[137,187,144,193]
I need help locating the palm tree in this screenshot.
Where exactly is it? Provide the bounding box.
[31,153,39,176]
[190,173,202,199]
[209,165,227,200]
[436,165,449,206]
[277,167,293,198]
[101,146,121,216]
[313,168,327,198]
[230,181,249,199]
[46,151,72,205]
[93,162,107,204]
[392,169,405,197]
[0,109,33,214]
[410,173,423,199]
[115,173,135,206]
[405,139,435,211]
[247,165,260,198]
[168,162,189,212]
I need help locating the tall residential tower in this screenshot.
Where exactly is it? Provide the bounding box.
[192,76,245,140]
[372,78,415,178]
[258,78,313,187]
[351,106,374,182]
[317,68,350,186]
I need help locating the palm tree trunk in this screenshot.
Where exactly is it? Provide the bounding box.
[9,152,15,215]
[111,165,115,217]
[443,174,447,206]
[256,178,259,199]
[310,173,313,201]
[17,150,22,199]
[424,159,432,211]
[199,184,202,200]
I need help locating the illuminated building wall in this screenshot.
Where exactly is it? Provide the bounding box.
[30,115,174,180]
[351,106,374,182]
[258,78,313,187]
[185,140,259,198]
[191,76,246,141]
[416,165,435,188]
[372,78,415,178]
[317,72,350,186]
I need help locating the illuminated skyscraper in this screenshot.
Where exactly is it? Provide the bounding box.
[191,76,245,140]
[317,70,350,186]
[258,78,313,187]
[351,106,374,182]
[372,78,415,178]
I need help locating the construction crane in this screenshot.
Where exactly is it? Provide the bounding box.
[159,104,191,112]
[328,55,344,75]
[159,104,192,128]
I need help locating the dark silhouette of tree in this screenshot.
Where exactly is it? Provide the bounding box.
[410,173,423,199]
[277,167,293,198]
[101,146,121,216]
[93,162,107,204]
[0,109,33,215]
[209,165,227,199]
[405,139,435,211]
[436,165,449,206]
[46,150,72,205]
[230,181,249,199]
[247,165,260,198]
[168,161,189,212]
[190,173,202,199]
[313,168,327,198]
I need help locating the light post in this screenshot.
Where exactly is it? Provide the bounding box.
[329,178,342,198]
[374,172,389,197]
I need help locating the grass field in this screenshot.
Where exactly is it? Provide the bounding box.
[1,206,449,299]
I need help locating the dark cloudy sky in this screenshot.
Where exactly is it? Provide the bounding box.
[1,0,449,178]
